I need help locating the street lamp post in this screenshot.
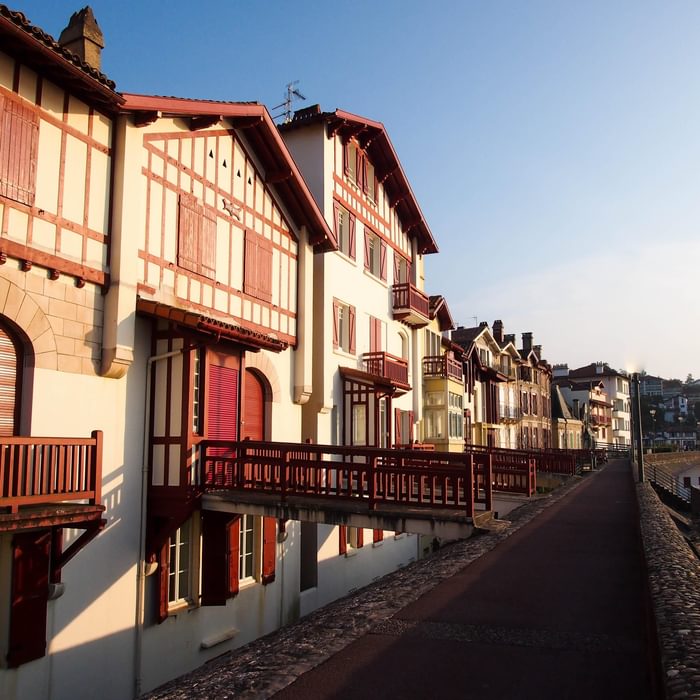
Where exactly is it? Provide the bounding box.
[650,409,656,453]
[631,373,644,482]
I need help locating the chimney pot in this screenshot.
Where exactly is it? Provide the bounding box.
[493,319,504,343]
[522,332,533,351]
[58,7,104,70]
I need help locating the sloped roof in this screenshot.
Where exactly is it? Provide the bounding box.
[429,295,455,331]
[551,386,580,421]
[0,4,122,112]
[280,106,438,255]
[121,93,334,251]
[568,362,624,379]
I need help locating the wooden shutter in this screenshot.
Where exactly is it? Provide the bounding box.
[257,236,273,303]
[0,95,39,207]
[338,525,347,555]
[356,528,364,548]
[0,324,18,437]
[157,543,169,623]
[200,209,217,279]
[261,517,277,584]
[243,229,258,298]
[178,193,201,273]
[207,364,239,458]
[228,517,240,596]
[393,253,401,285]
[343,141,350,176]
[369,316,379,353]
[379,240,387,281]
[408,411,415,443]
[8,531,50,666]
[332,300,339,348]
[348,213,356,260]
[373,529,383,544]
[363,231,371,270]
[331,200,340,248]
[394,408,402,447]
[348,305,356,354]
[201,511,233,606]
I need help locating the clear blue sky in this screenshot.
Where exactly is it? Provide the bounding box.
[16,0,700,380]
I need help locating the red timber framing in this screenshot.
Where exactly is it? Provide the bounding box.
[341,373,392,449]
[0,82,111,288]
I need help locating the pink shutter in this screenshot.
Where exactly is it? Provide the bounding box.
[348,305,356,354]
[331,200,340,247]
[393,253,400,284]
[373,529,383,544]
[348,213,356,260]
[364,231,371,270]
[0,96,39,206]
[332,300,339,348]
[369,316,378,353]
[261,517,277,585]
[207,364,239,458]
[356,528,364,548]
[360,154,367,193]
[200,209,217,279]
[343,141,350,176]
[257,237,273,303]
[379,240,387,281]
[243,229,258,298]
[178,194,201,273]
[0,324,18,437]
[8,531,50,666]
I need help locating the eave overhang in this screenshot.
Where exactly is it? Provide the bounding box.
[136,298,289,353]
[0,5,123,114]
[339,365,410,394]
[280,107,438,255]
[121,93,335,253]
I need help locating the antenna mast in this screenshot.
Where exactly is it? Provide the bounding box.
[272,81,306,124]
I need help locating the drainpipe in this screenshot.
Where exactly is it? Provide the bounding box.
[134,347,187,698]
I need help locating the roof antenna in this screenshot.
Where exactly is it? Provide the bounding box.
[272,81,306,124]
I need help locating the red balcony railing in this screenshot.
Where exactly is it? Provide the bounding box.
[363,352,409,386]
[391,282,430,326]
[0,431,103,513]
[199,440,493,517]
[423,355,464,381]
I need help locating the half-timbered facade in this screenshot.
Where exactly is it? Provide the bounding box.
[280,105,439,613]
[0,7,131,700]
[515,333,553,449]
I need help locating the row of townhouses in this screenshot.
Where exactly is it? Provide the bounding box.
[0,6,632,699]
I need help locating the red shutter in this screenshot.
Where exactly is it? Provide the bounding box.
[331,200,340,248]
[364,231,371,270]
[208,364,239,458]
[369,316,379,353]
[343,141,350,176]
[261,517,277,584]
[157,543,169,623]
[228,517,240,596]
[0,95,39,206]
[332,300,339,348]
[356,528,364,548]
[348,305,356,354]
[7,531,50,666]
[257,236,273,303]
[360,153,367,193]
[201,511,233,605]
[393,253,400,285]
[0,324,18,437]
[373,529,383,544]
[339,526,347,555]
[200,209,217,279]
[348,213,356,260]
[406,260,412,284]
[243,229,258,298]
[178,193,201,273]
[395,408,402,447]
[408,411,415,443]
[379,241,387,281]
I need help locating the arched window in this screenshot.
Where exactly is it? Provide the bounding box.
[0,320,21,436]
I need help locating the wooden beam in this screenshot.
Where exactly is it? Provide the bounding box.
[190,115,221,131]
[265,167,292,184]
[133,110,161,127]
[377,165,397,184]
[233,116,264,129]
[54,520,105,571]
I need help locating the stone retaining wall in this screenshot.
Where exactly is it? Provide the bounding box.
[637,481,700,699]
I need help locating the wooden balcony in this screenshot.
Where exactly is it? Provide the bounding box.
[0,432,103,528]
[391,282,430,327]
[423,354,463,382]
[363,351,410,389]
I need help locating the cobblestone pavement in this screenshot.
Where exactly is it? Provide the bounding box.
[144,471,594,700]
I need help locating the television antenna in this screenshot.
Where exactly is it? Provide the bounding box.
[272,81,306,124]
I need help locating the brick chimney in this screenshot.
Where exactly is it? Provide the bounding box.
[504,333,515,345]
[58,7,104,70]
[492,319,504,344]
[522,332,533,352]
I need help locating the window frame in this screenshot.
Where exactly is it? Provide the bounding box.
[167,517,200,612]
[0,92,39,207]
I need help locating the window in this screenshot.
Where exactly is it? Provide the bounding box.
[0,93,39,206]
[364,230,387,281]
[332,299,356,354]
[243,229,273,302]
[168,519,194,607]
[394,253,411,284]
[344,141,358,183]
[239,514,258,582]
[178,193,217,279]
[339,525,364,554]
[352,403,367,445]
[425,329,441,357]
[424,409,444,439]
[343,140,376,202]
[333,201,356,259]
[448,392,464,439]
